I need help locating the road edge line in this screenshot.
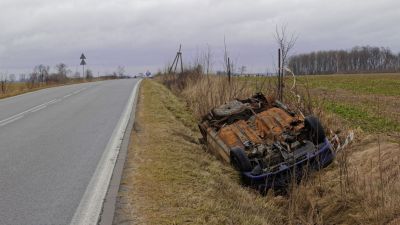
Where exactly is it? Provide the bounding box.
[98,79,142,225]
[69,79,142,225]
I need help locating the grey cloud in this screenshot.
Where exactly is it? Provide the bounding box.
[0,0,399,75]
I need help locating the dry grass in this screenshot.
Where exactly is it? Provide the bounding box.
[0,82,55,99]
[161,72,254,119]
[345,136,400,224]
[112,71,400,225]
[280,135,400,225]
[0,78,105,100]
[114,80,286,225]
[152,72,400,225]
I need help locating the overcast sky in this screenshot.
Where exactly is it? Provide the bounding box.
[0,0,399,76]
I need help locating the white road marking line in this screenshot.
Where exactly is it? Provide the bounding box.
[0,82,95,103]
[0,99,57,125]
[25,99,56,113]
[70,80,142,225]
[0,115,24,127]
[30,105,47,113]
[44,99,58,105]
[0,114,23,124]
[64,88,86,98]
[0,86,90,126]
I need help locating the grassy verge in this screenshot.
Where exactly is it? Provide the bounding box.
[114,80,285,225]
[115,77,400,225]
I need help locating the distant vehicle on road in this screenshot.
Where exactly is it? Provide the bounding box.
[134,71,152,79]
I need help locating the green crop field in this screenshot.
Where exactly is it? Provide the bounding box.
[299,73,400,96]
[244,73,400,133]
[303,74,400,133]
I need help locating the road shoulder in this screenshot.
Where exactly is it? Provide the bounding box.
[112,80,283,225]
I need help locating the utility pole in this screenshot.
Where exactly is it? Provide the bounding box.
[80,53,87,79]
[168,45,184,74]
[227,57,231,83]
[278,48,283,101]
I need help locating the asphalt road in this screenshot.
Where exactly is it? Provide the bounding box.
[0,79,139,225]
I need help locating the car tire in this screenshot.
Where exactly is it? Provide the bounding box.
[305,116,326,144]
[212,100,246,117]
[230,147,252,172]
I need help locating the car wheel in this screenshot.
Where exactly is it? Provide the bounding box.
[305,116,326,144]
[212,100,246,117]
[230,147,252,172]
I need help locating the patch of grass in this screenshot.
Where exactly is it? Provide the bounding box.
[323,100,400,133]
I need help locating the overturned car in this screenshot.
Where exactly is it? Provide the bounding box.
[199,93,334,192]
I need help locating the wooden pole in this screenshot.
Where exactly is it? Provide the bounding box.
[280,49,284,101]
[179,45,183,73]
[169,44,184,74]
[174,56,179,73]
[228,57,231,83]
[169,54,179,74]
[278,48,282,101]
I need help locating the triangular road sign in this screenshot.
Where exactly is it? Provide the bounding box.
[80,59,86,66]
[80,53,86,60]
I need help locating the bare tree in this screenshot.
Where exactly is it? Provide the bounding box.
[203,44,213,75]
[53,63,69,83]
[19,74,26,82]
[56,63,68,77]
[223,36,234,82]
[223,36,229,73]
[86,69,93,80]
[288,46,400,75]
[27,72,38,89]
[74,71,81,79]
[117,66,125,78]
[239,66,246,75]
[275,24,297,101]
[0,74,8,94]
[192,44,214,75]
[34,65,50,83]
[274,24,298,72]
[8,74,16,83]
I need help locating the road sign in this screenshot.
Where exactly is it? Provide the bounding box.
[80,53,87,78]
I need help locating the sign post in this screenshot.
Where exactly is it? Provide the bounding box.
[80,53,87,79]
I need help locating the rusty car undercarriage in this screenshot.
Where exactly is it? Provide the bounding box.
[199,93,334,192]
